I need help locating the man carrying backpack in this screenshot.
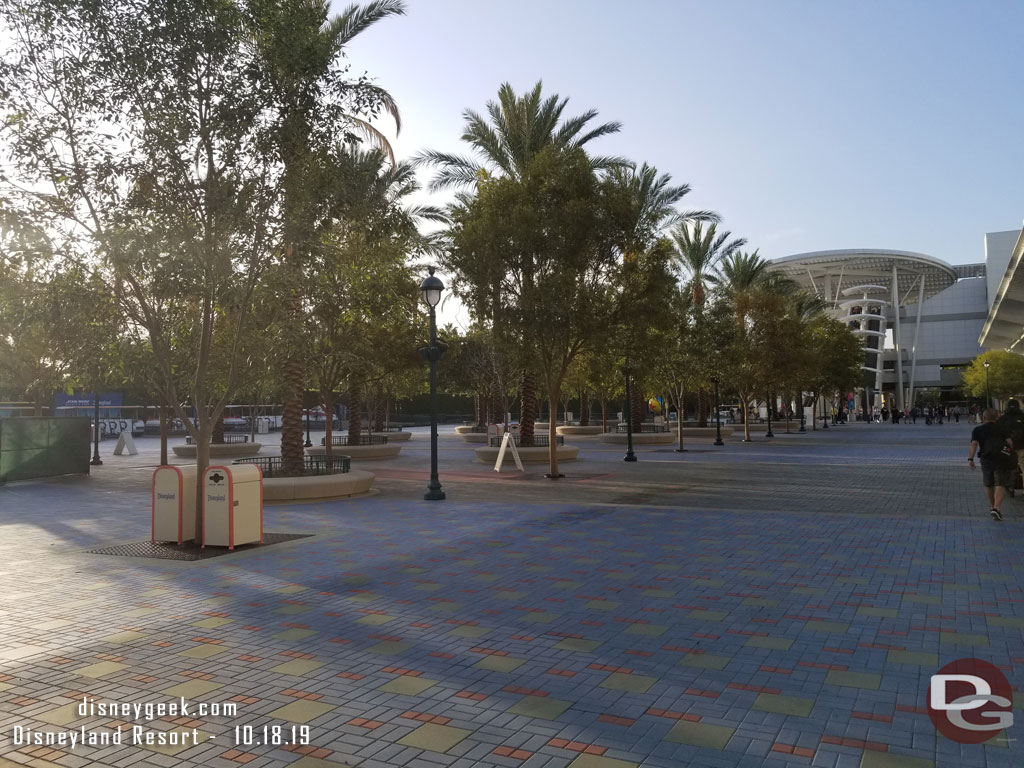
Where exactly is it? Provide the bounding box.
[997,399,1024,496]
[969,408,1015,520]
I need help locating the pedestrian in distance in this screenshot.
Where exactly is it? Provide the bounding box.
[968,408,1015,521]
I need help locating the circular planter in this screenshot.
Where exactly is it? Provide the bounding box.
[263,469,375,501]
[458,432,488,443]
[306,444,401,460]
[674,426,735,438]
[597,432,675,446]
[557,425,605,436]
[534,422,564,430]
[473,444,580,464]
[172,442,263,459]
[455,425,484,435]
[371,431,411,442]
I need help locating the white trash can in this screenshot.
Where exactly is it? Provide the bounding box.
[152,465,198,544]
[202,464,263,549]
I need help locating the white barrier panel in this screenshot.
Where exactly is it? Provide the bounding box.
[114,431,138,455]
[152,466,197,544]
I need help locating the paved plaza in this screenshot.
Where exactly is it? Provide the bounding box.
[0,423,1021,768]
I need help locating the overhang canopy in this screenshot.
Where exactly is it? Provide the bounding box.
[769,249,957,306]
[979,229,1024,350]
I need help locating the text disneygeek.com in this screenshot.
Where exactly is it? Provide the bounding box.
[7,696,312,749]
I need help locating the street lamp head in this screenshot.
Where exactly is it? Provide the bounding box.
[984,360,990,369]
[420,266,444,308]
[710,375,720,385]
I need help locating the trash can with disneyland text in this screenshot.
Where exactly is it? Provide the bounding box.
[202,464,262,549]
[152,465,197,545]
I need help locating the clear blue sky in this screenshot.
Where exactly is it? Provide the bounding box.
[340,0,1024,316]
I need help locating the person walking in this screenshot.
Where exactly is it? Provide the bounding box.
[997,399,1024,497]
[968,408,1015,521]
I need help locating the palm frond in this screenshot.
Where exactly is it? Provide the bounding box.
[330,0,406,47]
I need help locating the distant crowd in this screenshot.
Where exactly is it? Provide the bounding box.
[857,404,974,425]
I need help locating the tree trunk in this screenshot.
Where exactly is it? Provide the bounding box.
[212,410,225,444]
[580,390,590,427]
[193,419,213,544]
[475,391,485,426]
[697,388,708,428]
[280,358,305,476]
[547,391,562,478]
[812,390,817,430]
[347,383,361,446]
[323,391,334,457]
[490,387,504,427]
[159,405,168,465]
[373,387,385,433]
[675,384,686,451]
[741,395,752,441]
[601,397,608,433]
[520,370,537,447]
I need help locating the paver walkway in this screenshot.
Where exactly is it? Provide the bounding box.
[0,423,1021,768]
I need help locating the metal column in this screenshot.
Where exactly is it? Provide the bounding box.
[907,277,925,407]
[891,263,904,411]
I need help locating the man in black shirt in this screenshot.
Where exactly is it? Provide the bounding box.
[996,399,1024,495]
[969,408,1014,520]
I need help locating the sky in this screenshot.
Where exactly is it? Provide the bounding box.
[337,0,1024,325]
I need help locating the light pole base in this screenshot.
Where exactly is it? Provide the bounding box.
[424,488,446,501]
[90,457,103,466]
[624,453,637,462]
[766,431,774,438]
[544,473,565,479]
[674,448,687,453]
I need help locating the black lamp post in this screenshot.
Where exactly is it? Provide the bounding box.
[798,392,806,433]
[711,375,724,446]
[622,359,637,462]
[984,360,991,408]
[765,392,774,438]
[90,392,103,466]
[420,267,446,500]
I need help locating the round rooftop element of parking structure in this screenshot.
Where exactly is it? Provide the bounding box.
[769,249,957,304]
[769,249,959,414]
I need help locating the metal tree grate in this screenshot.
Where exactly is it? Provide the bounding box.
[86,532,314,561]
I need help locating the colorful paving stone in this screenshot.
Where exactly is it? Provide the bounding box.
[0,425,1020,767]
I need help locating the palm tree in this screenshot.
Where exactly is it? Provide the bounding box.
[252,0,405,475]
[671,221,746,311]
[420,81,621,447]
[415,80,625,190]
[604,163,718,257]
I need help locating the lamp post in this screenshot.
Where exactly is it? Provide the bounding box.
[798,391,806,432]
[90,393,103,466]
[984,360,991,408]
[711,375,724,446]
[420,267,446,500]
[622,359,637,462]
[765,391,774,438]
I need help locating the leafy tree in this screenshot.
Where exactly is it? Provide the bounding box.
[1,0,278,533]
[447,146,626,476]
[963,351,1024,403]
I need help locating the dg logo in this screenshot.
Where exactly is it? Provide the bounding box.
[928,658,1014,744]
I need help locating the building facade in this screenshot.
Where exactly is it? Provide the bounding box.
[769,250,988,410]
